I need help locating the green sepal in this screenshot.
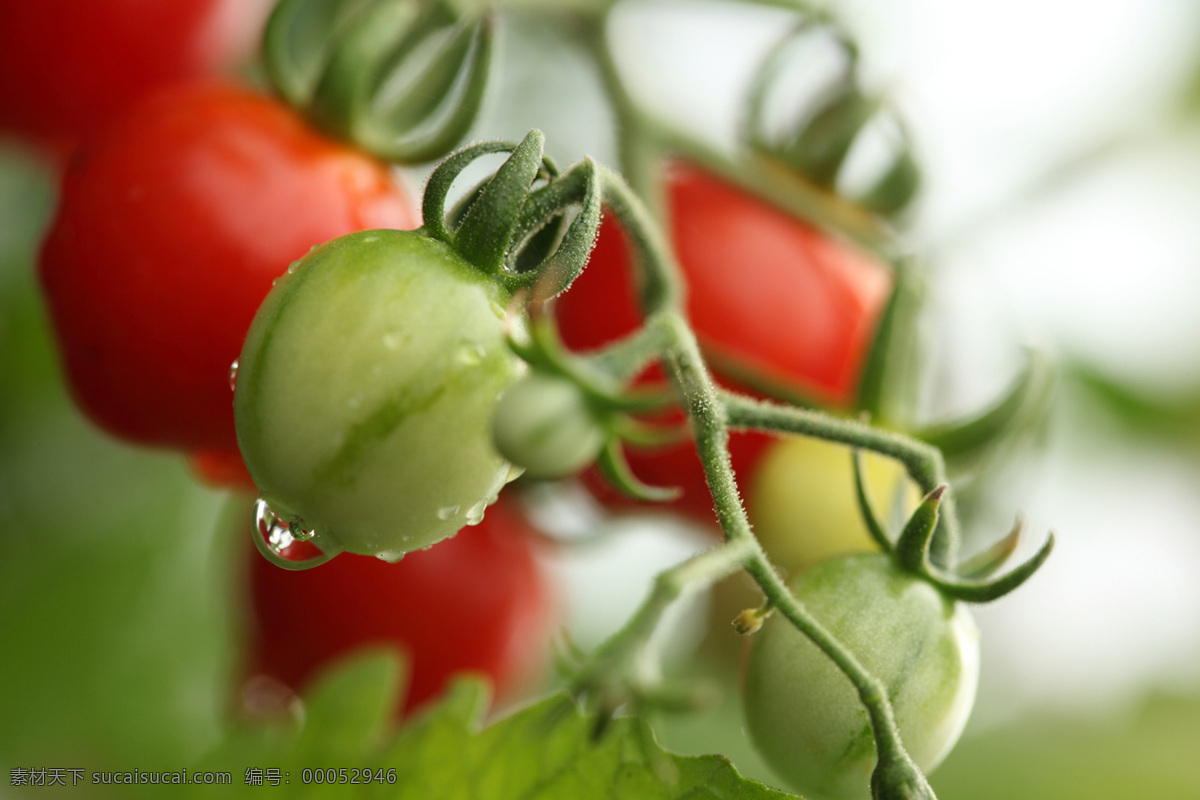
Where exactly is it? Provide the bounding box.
[265,0,493,164]
[856,260,924,425]
[501,159,603,298]
[894,484,947,575]
[925,530,1055,604]
[956,514,1024,580]
[596,439,682,504]
[917,349,1056,467]
[262,0,376,107]
[421,139,528,242]
[852,448,894,552]
[896,502,1056,603]
[783,82,877,188]
[454,130,547,272]
[306,0,444,146]
[859,144,921,217]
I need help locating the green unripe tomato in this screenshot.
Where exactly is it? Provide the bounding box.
[492,372,608,480]
[234,229,524,559]
[743,553,979,800]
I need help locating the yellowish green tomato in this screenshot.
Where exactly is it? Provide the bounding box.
[708,436,918,649]
[234,229,524,559]
[748,435,918,573]
[742,553,980,800]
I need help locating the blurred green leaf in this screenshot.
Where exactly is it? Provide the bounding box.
[933,691,1200,799]
[0,147,243,791]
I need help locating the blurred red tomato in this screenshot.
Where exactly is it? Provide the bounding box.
[247,496,554,715]
[0,0,272,152]
[39,81,418,466]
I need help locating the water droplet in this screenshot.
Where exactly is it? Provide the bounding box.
[436,505,460,521]
[228,359,239,391]
[255,497,316,553]
[456,341,485,366]
[382,330,409,350]
[271,277,279,287]
[505,463,526,484]
[375,550,405,563]
[251,497,340,571]
[287,259,301,275]
[465,500,487,526]
[362,235,380,244]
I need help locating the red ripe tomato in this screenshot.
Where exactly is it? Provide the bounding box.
[247,496,554,716]
[0,0,272,152]
[554,163,893,523]
[38,81,418,469]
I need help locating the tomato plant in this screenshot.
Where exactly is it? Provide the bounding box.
[0,0,271,152]
[38,81,417,474]
[553,163,893,524]
[234,228,524,559]
[248,495,553,716]
[742,553,980,800]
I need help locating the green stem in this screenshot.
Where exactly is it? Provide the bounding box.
[593,308,923,788]
[722,392,959,565]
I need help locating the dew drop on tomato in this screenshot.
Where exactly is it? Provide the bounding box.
[465,499,488,526]
[252,496,337,570]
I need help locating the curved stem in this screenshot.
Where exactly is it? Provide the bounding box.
[593,309,922,785]
[722,392,958,565]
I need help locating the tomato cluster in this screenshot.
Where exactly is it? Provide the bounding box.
[15,5,1008,797]
[21,5,551,721]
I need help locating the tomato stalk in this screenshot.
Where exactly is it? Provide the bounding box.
[561,164,1053,799]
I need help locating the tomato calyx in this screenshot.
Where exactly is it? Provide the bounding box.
[421,130,603,297]
[264,0,493,163]
[858,467,1056,603]
[494,299,683,492]
[744,20,920,219]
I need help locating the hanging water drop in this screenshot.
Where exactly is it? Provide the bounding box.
[228,359,239,391]
[287,259,301,274]
[252,497,339,571]
[465,499,487,526]
[375,550,405,563]
[436,505,460,521]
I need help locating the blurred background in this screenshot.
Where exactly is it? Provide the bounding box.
[3,0,1199,797]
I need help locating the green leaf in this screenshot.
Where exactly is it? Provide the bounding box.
[294,650,407,764]
[183,674,797,798]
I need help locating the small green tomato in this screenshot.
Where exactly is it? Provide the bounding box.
[234,229,524,559]
[743,553,980,800]
[492,372,608,480]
